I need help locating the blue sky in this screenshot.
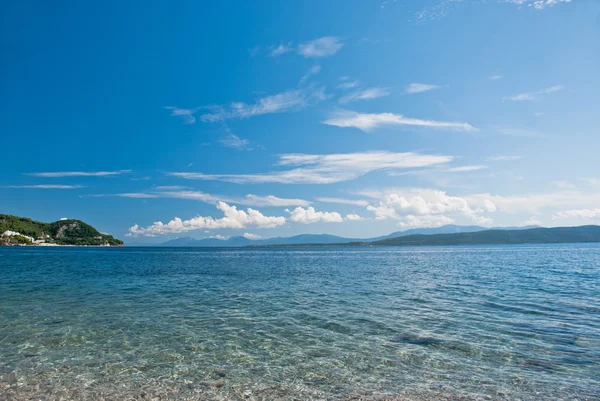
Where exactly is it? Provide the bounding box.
[1,0,599,243]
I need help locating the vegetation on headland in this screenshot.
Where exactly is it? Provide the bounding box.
[0,214,123,246]
[362,226,600,247]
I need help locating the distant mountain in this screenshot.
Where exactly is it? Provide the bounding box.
[370,224,540,241]
[157,224,540,247]
[370,226,600,247]
[0,214,123,246]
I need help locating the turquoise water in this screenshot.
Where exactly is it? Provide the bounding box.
[1,245,599,400]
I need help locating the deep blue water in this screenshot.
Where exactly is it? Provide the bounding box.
[1,244,599,400]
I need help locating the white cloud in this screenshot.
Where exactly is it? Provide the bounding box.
[552,180,576,189]
[337,80,360,90]
[219,133,250,150]
[365,189,493,226]
[156,190,311,207]
[489,75,503,80]
[27,170,131,177]
[297,36,344,58]
[153,186,188,190]
[60,217,68,221]
[503,85,563,101]
[165,106,198,124]
[127,201,286,237]
[269,42,293,57]
[486,155,523,161]
[5,185,84,189]
[168,151,453,184]
[465,191,600,215]
[243,233,262,240]
[404,83,439,94]
[552,209,600,221]
[339,88,390,104]
[582,178,600,186]
[243,194,311,207]
[322,109,475,132]
[287,206,344,224]
[317,197,370,207]
[397,214,455,228]
[443,165,487,173]
[200,88,326,122]
[345,213,364,221]
[117,193,159,199]
[504,0,572,10]
[299,65,321,85]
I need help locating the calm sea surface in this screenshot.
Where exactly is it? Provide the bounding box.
[1,245,599,400]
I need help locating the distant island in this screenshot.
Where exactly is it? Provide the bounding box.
[153,224,600,248]
[0,214,123,246]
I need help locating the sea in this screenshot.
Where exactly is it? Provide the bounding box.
[1,244,599,400]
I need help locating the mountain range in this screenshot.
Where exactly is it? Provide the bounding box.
[157,224,540,247]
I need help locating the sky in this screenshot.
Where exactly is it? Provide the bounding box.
[1,0,600,244]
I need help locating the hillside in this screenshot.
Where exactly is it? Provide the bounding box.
[370,226,600,247]
[0,214,123,246]
[157,225,539,247]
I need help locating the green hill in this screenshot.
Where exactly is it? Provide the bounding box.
[0,214,123,246]
[370,226,600,247]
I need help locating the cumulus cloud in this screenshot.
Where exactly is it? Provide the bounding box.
[287,206,344,224]
[127,202,286,237]
[322,109,475,132]
[503,85,563,101]
[339,88,390,104]
[345,213,364,221]
[297,36,344,58]
[168,151,453,184]
[404,83,439,94]
[243,233,262,240]
[365,189,494,226]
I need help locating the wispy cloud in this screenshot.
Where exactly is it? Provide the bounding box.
[443,165,488,173]
[219,133,250,150]
[503,85,563,101]
[88,193,159,198]
[317,197,370,207]
[27,170,131,177]
[339,87,390,104]
[5,185,84,189]
[404,83,439,94]
[489,75,503,80]
[486,155,523,161]
[146,190,311,207]
[322,109,475,132]
[552,208,600,220]
[200,88,326,122]
[505,0,573,10]
[297,36,344,58]
[299,65,321,85]
[168,151,453,184]
[418,0,572,20]
[337,80,360,90]
[165,106,199,124]
[269,42,293,57]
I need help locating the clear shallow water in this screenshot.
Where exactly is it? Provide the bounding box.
[1,245,599,400]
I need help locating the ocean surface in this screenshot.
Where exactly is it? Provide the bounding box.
[1,245,599,400]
